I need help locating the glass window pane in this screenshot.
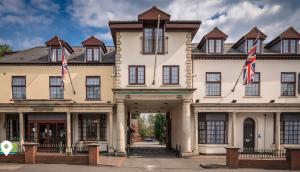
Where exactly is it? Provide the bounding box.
[137,67,145,84]
[51,49,57,62]
[144,28,153,53]
[248,39,254,53]
[87,49,93,61]
[208,40,214,53]
[283,40,289,53]
[94,48,99,61]
[216,40,222,53]
[290,40,296,53]
[57,48,62,61]
[129,67,136,84]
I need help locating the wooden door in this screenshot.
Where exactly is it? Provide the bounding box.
[243,118,255,150]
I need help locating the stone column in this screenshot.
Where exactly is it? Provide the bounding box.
[66,112,72,154]
[73,113,78,144]
[181,99,192,157]
[19,112,24,152]
[116,99,126,156]
[108,111,114,154]
[193,111,199,155]
[275,112,281,150]
[231,112,237,147]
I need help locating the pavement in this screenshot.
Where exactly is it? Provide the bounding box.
[0,142,292,172]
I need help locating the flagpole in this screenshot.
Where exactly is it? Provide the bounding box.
[58,38,76,95]
[231,31,260,92]
[152,15,161,85]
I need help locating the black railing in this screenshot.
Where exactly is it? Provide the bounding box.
[72,144,88,154]
[38,143,66,153]
[239,148,286,159]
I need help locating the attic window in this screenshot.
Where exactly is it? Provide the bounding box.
[247,39,261,54]
[208,39,222,53]
[51,48,62,62]
[283,39,297,54]
[86,48,101,62]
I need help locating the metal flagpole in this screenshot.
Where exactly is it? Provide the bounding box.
[231,31,261,92]
[152,15,161,85]
[58,38,76,95]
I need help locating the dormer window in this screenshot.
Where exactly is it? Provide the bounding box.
[247,39,261,53]
[208,39,223,53]
[51,48,62,62]
[282,39,297,54]
[86,48,100,62]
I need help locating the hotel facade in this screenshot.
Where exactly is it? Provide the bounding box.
[0,6,299,157]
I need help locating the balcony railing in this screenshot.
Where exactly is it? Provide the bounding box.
[140,36,168,54]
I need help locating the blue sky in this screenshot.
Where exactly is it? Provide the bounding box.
[1,0,300,50]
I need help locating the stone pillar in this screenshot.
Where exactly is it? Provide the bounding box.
[116,99,126,156]
[181,99,192,157]
[73,113,78,144]
[88,143,99,166]
[193,111,199,155]
[275,112,281,150]
[225,147,240,169]
[24,143,38,164]
[231,112,237,147]
[66,112,72,154]
[19,112,24,152]
[108,111,114,154]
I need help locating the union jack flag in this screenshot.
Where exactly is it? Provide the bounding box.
[58,39,68,88]
[243,38,257,85]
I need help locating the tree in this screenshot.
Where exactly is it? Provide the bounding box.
[0,44,13,58]
[154,113,166,143]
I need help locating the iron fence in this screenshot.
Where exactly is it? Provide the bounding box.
[72,144,88,154]
[37,143,66,153]
[239,148,286,159]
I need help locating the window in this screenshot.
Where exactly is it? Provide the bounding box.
[245,73,260,96]
[49,76,64,99]
[129,66,145,85]
[12,76,26,99]
[206,72,221,96]
[208,39,223,53]
[86,76,100,100]
[143,27,164,54]
[86,48,100,62]
[198,113,228,144]
[163,66,179,85]
[281,72,296,96]
[5,114,19,141]
[78,114,107,141]
[51,48,62,62]
[280,113,300,144]
[283,39,298,54]
[247,39,261,53]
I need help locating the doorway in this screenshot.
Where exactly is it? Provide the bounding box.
[243,118,255,150]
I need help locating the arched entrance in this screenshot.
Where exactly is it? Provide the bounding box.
[243,117,255,150]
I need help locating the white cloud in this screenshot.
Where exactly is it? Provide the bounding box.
[95,32,112,41]
[18,37,44,50]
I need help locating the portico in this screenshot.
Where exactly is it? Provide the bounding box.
[113,88,195,157]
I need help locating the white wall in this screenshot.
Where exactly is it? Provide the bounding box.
[193,59,300,103]
[119,32,188,88]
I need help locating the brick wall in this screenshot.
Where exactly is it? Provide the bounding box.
[0,154,25,163]
[239,159,289,170]
[36,154,88,165]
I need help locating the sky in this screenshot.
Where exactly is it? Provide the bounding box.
[1,0,300,51]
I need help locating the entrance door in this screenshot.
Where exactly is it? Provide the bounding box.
[243,118,255,150]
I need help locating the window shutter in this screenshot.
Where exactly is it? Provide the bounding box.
[298,73,300,94]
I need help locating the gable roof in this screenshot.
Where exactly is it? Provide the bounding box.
[197,27,228,48]
[265,27,300,48]
[45,36,74,53]
[232,27,267,48]
[81,36,107,53]
[138,6,171,21]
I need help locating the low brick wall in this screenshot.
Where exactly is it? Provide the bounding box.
[36,154,89,165]
[0,154,25,163]
[239,159,289,170]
